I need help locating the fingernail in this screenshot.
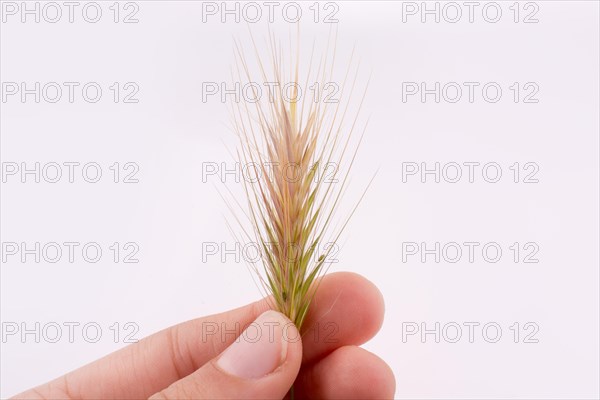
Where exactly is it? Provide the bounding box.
[216,310,290,379]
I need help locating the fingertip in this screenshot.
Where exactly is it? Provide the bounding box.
[341,272,386,337]
[324,272,386,337]
[302,272,386,358]
[297,345,396,400]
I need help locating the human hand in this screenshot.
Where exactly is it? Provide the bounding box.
[12,272,395,399]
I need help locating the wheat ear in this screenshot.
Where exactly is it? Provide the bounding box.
[227,27,370,330]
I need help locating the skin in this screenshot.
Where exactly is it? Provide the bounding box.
[12,272,396,399]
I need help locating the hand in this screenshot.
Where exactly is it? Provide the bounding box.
[13,272,395,399]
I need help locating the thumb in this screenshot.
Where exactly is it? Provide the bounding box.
[150,310,303,400]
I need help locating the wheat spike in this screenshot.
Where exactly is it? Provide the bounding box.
[227,26,370,330]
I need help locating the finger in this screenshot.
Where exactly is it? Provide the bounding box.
[150,311,302,400]
[300,272,385,363]
[12,272,383,400]
[293,345,396,400]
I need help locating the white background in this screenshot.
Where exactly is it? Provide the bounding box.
[1,1,599,398]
